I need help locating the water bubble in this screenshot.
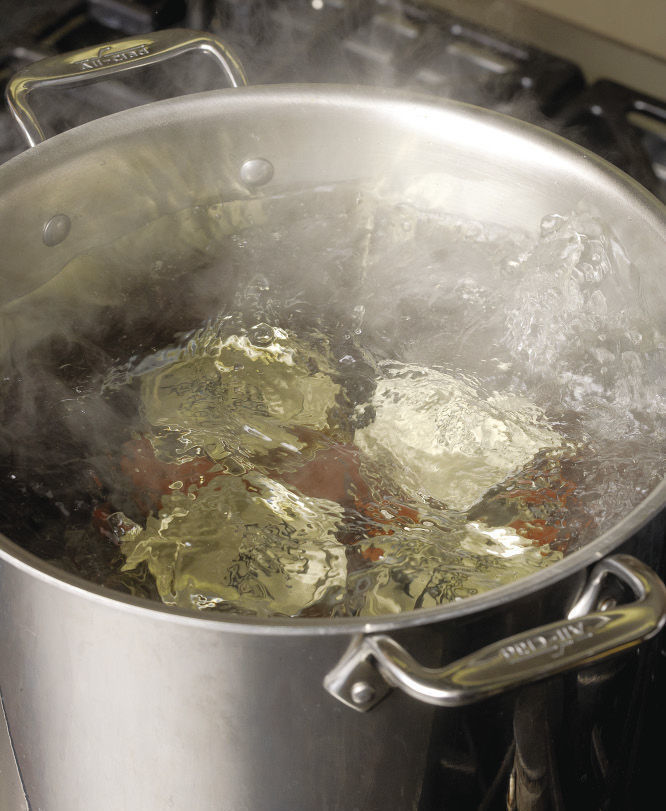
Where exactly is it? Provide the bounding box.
[462,222,483,240]
[250,322,275,346]
[621,350,642,371]
[243,424,273,443]
[248,274,270,293]
[539,214,564,236]
[588,290,607,316]
[351,304,366,332]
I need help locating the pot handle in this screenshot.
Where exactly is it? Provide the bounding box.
[324,554,666,711]
[5,28,247,147]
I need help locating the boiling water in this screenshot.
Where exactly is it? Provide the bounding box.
[1,186,663,617]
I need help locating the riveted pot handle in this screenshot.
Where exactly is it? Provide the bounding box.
[5,28,247,147]
[324,555,666,711]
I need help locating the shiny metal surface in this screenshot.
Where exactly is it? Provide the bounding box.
[5,28,247,146]
[0,547,435,811]
[0,697,26,811]
[0,72,664,809]
[325,556,666,710]
[41,213,71,247]
[239,156,275,187]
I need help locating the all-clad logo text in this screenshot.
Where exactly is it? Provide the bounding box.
[499,618,605,662]
[74,43,151,71]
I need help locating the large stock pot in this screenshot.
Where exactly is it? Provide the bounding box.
[0,29,665,811]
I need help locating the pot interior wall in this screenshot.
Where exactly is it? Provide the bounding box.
[1,86,664,345]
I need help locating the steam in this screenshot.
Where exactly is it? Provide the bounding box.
[1,181,663,579]
[201,0,582,139]
[9,1,587,146]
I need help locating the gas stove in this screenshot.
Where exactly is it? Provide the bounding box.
[0,2,664,810]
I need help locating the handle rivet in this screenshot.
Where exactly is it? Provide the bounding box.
[42,214,71,247]
[240,158,274,187]
[350,680,376,706]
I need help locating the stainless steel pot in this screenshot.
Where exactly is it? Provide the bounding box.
[0,29,665,811]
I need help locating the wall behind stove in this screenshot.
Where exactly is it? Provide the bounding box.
[517,0,666,60]
[429,0,666,101]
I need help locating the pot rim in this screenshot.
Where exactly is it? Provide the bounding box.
[1,85,664,635]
